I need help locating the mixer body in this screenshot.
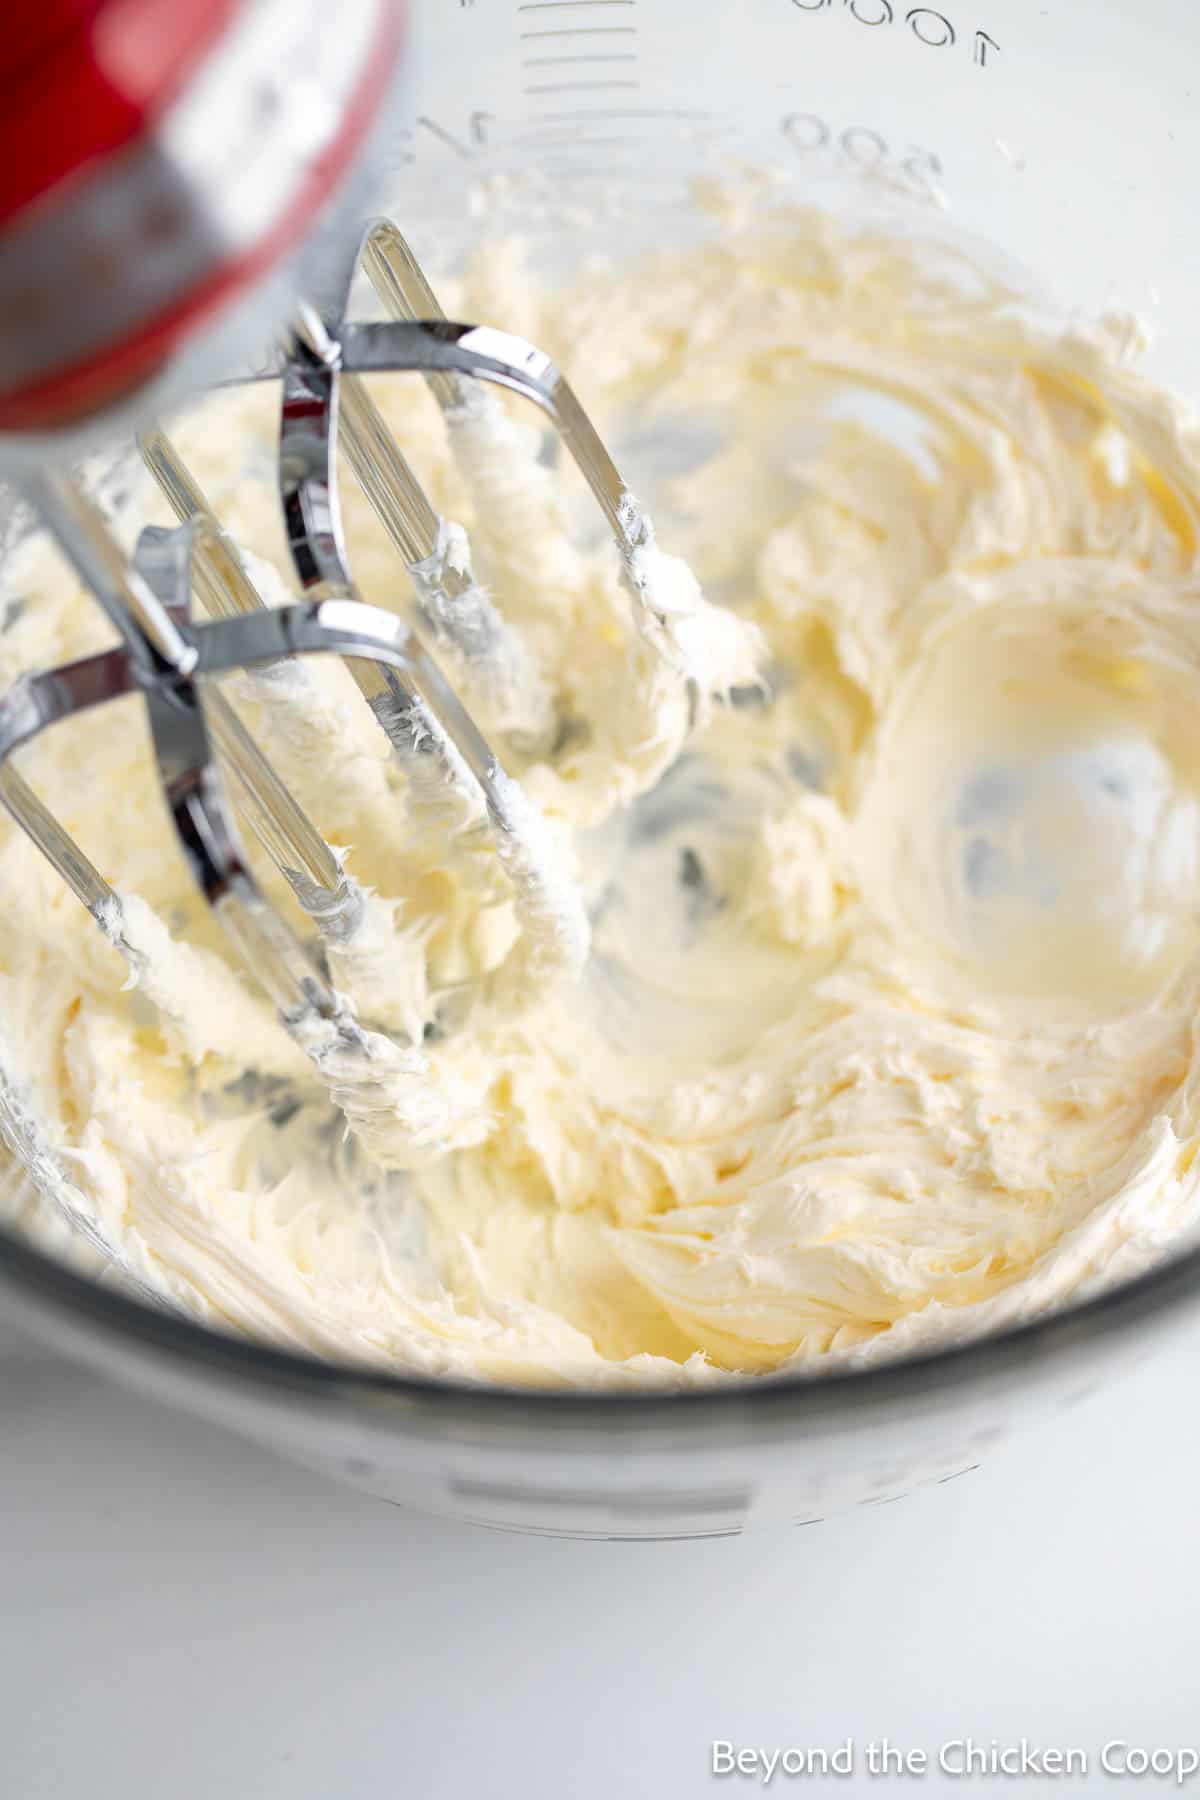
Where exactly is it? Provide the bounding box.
[0,0,405,437]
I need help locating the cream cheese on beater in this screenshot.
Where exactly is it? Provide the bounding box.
[5,196,1200,1387]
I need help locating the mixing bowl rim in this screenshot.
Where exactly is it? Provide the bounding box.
[1,1216,1197,1430]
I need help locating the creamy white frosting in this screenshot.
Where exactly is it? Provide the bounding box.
[4,197,1200,1387]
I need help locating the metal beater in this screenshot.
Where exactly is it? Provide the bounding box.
[0,0,723,1168]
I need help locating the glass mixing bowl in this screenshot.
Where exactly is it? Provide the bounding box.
[3,0,1200,1538]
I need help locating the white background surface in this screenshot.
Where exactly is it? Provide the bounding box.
[3,1309,1200,1798]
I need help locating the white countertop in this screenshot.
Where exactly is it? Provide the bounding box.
[3,1310,1199,1799]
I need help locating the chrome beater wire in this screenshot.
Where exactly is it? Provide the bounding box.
[0,494,512,1167]
[5,470,420,1039]
[353,221,690,656]
[0,217,714,1162]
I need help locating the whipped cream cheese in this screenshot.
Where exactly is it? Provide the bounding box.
[4,197,1200,1388]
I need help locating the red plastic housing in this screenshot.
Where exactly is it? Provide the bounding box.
[0,0,405,430]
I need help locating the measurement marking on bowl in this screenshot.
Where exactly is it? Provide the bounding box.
[781,111,945,191]
[520,24,639,35]
[522,54,639,66]
[789,0,1001,70]
[413,116,476,158]
[529,107,712,122]
[513,122,645,134]
[517,0,636,10]
[512,133,649,148]
[523,79,642,93]
[518,0,643,107]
